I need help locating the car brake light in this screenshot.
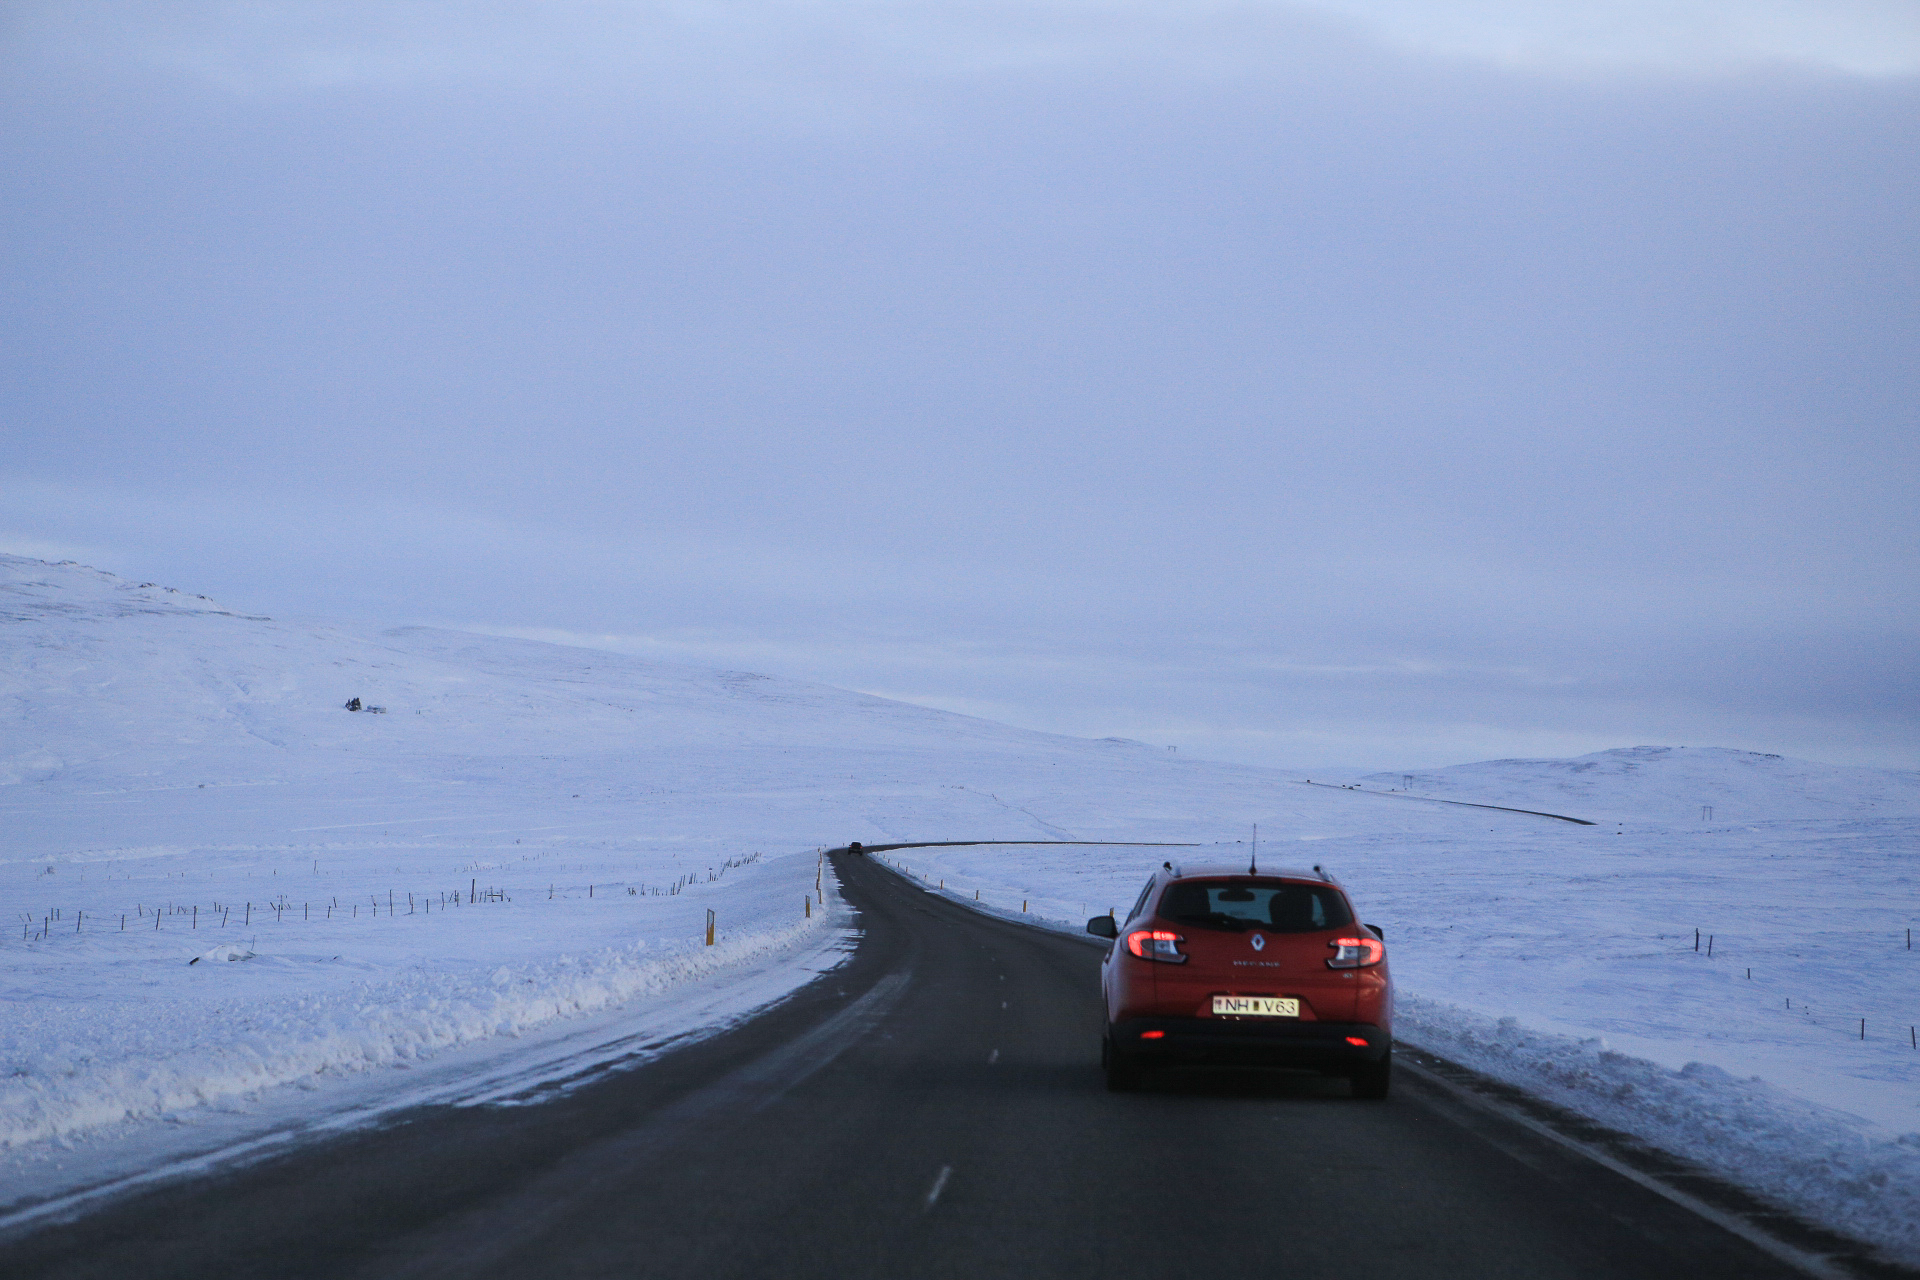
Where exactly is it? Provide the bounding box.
[1327,936,1384,969]
[1126,929,1188,963]
[1140,1030,1166,1039]
[1345,1036,1369,1046]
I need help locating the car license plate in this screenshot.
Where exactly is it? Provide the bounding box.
[1212,995,1300,1017]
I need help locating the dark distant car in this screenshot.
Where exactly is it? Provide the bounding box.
[1087,863,1391,1096]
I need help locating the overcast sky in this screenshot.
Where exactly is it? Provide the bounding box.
[4,2,1916,770]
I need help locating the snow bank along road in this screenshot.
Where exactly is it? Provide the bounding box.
[0,853,1884,1280]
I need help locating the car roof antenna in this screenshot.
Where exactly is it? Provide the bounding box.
[1249,823,1258,875]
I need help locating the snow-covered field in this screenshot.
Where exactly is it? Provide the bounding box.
[4,554,1917,1263]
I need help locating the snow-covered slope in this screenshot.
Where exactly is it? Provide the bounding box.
[1,555,1107,782]
[4,554,1916,1264]
[1360,745,1920,824]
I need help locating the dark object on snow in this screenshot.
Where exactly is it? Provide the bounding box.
[367,706,386,714]
[344,697,362,711]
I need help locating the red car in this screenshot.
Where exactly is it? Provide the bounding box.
[1087,862,1392,1096]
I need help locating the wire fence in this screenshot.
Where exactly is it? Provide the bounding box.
[12,852,766,947]
[1677,925,1918,1049]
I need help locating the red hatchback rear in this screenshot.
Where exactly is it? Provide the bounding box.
[1087,863,1392,1096]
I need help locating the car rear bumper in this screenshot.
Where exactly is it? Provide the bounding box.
[1110,1017,1390,1069]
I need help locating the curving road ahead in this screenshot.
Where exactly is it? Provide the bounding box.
[3,853,1852,1279]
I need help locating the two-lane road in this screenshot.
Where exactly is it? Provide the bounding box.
[4,853,1836,1279]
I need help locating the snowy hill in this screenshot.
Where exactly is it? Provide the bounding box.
[1359,745,1920,824]
[0,553,1522,858]
[0,554,1114,785]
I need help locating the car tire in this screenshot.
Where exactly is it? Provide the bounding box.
[1104,1038,1142,1092]
[1350,1049,1391,1099]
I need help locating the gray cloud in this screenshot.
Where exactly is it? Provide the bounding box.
[3,2,1915,769]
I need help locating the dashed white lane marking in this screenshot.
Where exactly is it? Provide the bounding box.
[925,1165,953,1209]
[988,1049,999,1064]
[1000,1002,1008,1009]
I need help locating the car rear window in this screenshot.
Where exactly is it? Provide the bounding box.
[1158,880,1352,933]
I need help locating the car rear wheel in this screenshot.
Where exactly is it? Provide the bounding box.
[1350,1049,1391,1099]
[1103,1036,1142,1092]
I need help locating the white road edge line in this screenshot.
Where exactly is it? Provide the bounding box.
[988,1049,999,1064]
[1398,1057,1854,1280]
[925,1165,953,1209]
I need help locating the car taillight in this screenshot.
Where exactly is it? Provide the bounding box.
[1126,929,1187,963]
[1327,936,1384,969]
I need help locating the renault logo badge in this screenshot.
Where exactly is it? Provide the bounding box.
[1250,934,1266,951]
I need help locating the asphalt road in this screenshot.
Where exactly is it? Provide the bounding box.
[4,853,1832,1280]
